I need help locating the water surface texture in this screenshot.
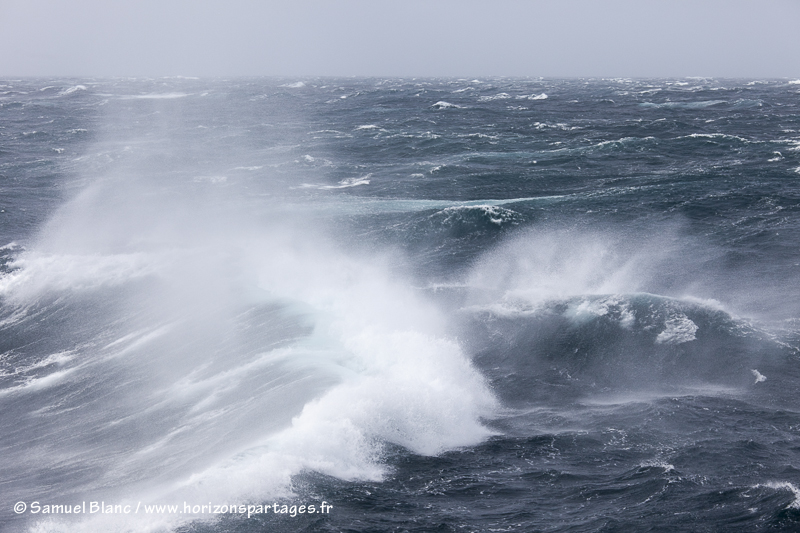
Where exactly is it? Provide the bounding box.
[2,78,800,532]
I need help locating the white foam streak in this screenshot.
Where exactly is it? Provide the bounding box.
[0,251,161,300]
[0,350,74,379]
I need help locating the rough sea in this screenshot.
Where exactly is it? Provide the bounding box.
[2,77,800,533]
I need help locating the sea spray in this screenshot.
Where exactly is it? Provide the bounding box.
[1,84,497,531]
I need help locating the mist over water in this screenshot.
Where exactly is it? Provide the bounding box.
[2,78,800,532]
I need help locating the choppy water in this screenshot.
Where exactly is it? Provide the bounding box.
[2,77,800,532]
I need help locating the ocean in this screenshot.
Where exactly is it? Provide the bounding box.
[2,77,800,532]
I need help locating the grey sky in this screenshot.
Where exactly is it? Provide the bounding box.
[1,0,799,78]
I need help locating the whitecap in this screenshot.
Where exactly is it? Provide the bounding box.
[684,133,751,143]
[432,101,461,109]
[437,205,520,226]
[311,196,559,216]
[326,176,370,189]
[280,81,305,88]
[479,93,511,101]
[655,315,698,345]
[640,460,675,473]
[751,369,766,383]
[301,176,372,190]
[782,138,800,149]
[760,482,800,509]
[59,85,87,96]
[567,296,635,328]
[460,132,499,140]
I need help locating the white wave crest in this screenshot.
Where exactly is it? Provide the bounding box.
[760,482,800,509]
[438,205,520,226]
[640,460,675,473]
[59,85,87,95]
[432,101,461,109]
[567,296,635,328]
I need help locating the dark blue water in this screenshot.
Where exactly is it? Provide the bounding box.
[2,78,800,532]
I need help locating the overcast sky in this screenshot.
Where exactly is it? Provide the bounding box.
[1,0,799,78]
